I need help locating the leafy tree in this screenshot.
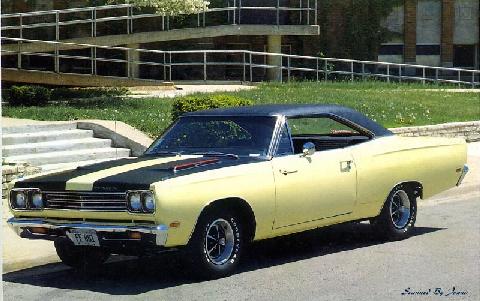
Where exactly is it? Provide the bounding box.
[108,0,210,15]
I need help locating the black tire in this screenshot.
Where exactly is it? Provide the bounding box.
[371,184,417,240]
[54,238,110,272]
[186,208,243,279]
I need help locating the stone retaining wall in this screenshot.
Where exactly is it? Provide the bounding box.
[2,162,41,198]
[390,121,480,142]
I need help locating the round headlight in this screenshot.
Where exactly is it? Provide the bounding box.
[32,193,44,208]
[129,193,142,211]
[15,192,27,208]
[143,193,155,212]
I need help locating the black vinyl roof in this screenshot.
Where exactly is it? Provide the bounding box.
[185,104,393,137]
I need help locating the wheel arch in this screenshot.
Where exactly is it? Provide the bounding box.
[189,197,257,245]
[375,181,423,217]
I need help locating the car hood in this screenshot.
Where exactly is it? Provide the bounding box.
[15,155,263,193]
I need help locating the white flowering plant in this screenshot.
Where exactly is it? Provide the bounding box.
[109,0,210,15]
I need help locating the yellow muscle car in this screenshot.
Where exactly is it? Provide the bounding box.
[8,104,469,278]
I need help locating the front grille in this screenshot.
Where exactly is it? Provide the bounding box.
[45,191,127,212]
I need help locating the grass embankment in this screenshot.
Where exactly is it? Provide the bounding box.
[3,82,479,138]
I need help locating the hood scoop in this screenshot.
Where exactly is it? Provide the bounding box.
[172,158,220,173]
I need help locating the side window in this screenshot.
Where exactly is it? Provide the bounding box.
[275,124,294,156]
[288,117,369,154]
[289,118,360,136]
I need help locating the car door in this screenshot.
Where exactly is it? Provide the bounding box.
[271,117,357,229]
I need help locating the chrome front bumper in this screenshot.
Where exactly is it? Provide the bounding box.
[456,164,469,186]
[7,217,169,246]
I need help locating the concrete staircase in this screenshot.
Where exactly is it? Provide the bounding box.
[2,123,131,171]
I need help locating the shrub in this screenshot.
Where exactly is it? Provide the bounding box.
[51,87,129,100]
[8,86,51,106]
[171,94,253,121]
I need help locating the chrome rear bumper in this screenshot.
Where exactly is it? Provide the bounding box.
[7,217,168,246]
[456,164,469,186]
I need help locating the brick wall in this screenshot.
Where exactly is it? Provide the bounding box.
[404,0,417,63]
[391,121,480,142]
[441,0,455,67]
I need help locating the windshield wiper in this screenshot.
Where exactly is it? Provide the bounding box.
[192,151,239,159]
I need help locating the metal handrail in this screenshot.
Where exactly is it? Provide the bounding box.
[1,37,478,87]
[1,1,318,34]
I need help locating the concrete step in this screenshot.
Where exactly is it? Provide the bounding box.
[40,158,128,172]
[2,138,112,156]
[2,129,93,145]
[2,123,77,134]
[7,147,131,166]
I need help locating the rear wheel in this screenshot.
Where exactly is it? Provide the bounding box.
[186,208,243,279]
[371,185,417,240]
[54,238,110,272]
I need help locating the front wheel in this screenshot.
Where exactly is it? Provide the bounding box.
[186,208,243,279]
[371,185,417,240]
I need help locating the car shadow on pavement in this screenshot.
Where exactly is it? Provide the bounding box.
[3,223,443,295]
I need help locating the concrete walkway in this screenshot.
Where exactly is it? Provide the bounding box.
[128,84,257,98]
[2,142,479,274]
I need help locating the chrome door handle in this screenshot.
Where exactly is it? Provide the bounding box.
[340,160,353,172]
[280,169,298,175]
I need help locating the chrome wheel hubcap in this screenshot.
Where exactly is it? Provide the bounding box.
[390,190,411,229]
[205,218,235,265]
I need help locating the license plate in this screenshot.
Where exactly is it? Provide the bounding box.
[66,229,100,247]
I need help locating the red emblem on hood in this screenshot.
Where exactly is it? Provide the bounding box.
[172,158,220,173]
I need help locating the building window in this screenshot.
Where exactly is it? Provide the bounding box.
[454,45,475,68]
[379,44,404,55]
[416,45,441,55]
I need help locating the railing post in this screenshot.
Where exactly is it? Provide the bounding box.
[167,15,170,30]
[163,52,166,80]
[472,71,475,89]
[91,46,97,75]
[387,64,390,83]
[169,52,172,81]
[279,55,283,83]
[203,52,207,81]
[162,15,165,31]
[203,7,206,27]
[233,0,237,24]
[324,59,328,82]
[249,52,253,82]
[350,61,354,81]
[127,6,130,34]
[458,70,461,87]
[307,0,310,24]
[243,52,246,82]
[197,12,200,27]
[362,63,366,81]
[399,65,402,82]
[316,58,319,81]
[299,0,302,24]
[19,15,23,40]
[127,48,131,78]
[314,0,318,25]
[276,0,280,26]
[55,12,60,73]
[18,16,23,69]
[422,67,426,85]
[287,56,291,82]
[239,0,242,24]
[91,7,97,37]
[435,68,439,86]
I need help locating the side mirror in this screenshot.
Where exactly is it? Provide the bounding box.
[302,142,316,157]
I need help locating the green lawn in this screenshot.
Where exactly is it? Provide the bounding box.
[3,82,479,138]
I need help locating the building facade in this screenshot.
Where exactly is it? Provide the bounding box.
[379,0,479,69]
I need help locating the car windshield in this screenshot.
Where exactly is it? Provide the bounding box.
[145,116,278,157]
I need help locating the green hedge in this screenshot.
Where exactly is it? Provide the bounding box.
[8,86,51,106]
[51,87,129,100]
[171,94,253,121]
